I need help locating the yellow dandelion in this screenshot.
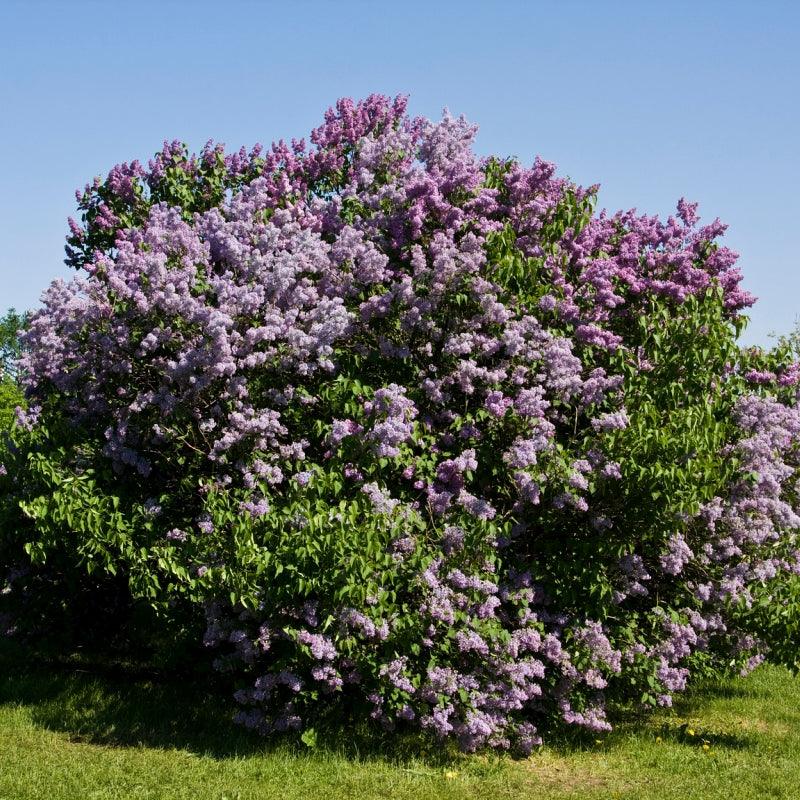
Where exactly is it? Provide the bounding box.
[702,744,711,752]
[687,728,696,736]
[445,771,458,780]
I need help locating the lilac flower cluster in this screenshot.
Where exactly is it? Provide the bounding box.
[363,384,417,458]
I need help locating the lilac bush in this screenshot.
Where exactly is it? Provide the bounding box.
[2,94,799,753]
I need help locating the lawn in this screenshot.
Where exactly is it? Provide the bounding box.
[0,643,798,800]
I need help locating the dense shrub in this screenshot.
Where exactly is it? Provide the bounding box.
[2,95,799,753]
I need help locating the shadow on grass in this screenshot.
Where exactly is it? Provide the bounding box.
[0,664,264,758]
[0,640,461,766]
[679,682,757,702]
[542,716,754,756]
[651,720,752,750]
[541,679,761,755]
[0,639,766,764]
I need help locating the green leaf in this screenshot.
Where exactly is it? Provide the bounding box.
[300,728,318,748]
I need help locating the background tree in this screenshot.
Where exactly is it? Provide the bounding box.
[0,308,25,432]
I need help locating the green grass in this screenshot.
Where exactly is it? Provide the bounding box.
[0,644,798,800]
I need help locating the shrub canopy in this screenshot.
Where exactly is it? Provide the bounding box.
[2,95,799,753]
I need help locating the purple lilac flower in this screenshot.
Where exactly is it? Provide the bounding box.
[241,497,270,518]
[660,534,693,575]
[361,482,399,514]
[297,630,337,661]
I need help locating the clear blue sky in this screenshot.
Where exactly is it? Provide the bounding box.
[1,0,797,346]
